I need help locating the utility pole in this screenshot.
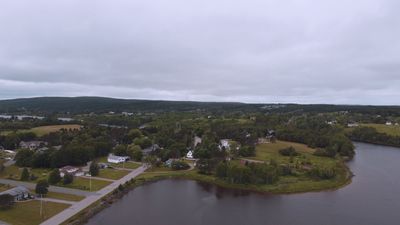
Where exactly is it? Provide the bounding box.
[40,194,43,218]
[90,173,92,192]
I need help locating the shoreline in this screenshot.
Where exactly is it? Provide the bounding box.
[65,161,353,225]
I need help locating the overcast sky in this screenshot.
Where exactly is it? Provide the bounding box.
[0,0,399,104]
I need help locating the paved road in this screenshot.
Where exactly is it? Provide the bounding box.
[0,179,93,196]
[40,165,147,225]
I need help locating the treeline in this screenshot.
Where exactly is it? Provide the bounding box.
[349,127,400,147]
[215,161,279,185]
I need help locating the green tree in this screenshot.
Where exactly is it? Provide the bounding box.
[128,129,142,140]
[0,194,15,210]
[216,161,228,178]
[48,169,61,184]
[63,173,74,185]
[90,162,100,176]
[127,145,143,161]
[113,145,127,156]
[35,180,49,196]
[20,168,30,181]
[15,149,34,167]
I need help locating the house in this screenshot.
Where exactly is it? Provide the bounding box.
[186,150,194,159]
[142,144,160,156]
[0,186,32,201]
[19,141,47,150]
[98,163,110,169]
[386,121,393,126]
[122,112,134,116]
[165,159,175,167]
[219,139,231,150]
[194,136,202,147]
[59,166,84,177]
[347,123,359,128]
[107,154,130,164]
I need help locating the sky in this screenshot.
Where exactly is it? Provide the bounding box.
[0,0,399,105]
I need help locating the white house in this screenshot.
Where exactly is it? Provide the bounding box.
[107,154,130,164]
[59,166,84,177]
[194,136,202,147]
[386,121,393,126]
[347,123,359,128]
[186,150,194,159]
[219,139,230,150]
[19,141,47,150]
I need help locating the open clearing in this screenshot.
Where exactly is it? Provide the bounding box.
[1,124,81,136]
[360,123,400,136]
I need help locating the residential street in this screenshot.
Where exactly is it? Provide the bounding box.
[40,165,147,225]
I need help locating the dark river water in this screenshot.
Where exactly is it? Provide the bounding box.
[86,143,400,225]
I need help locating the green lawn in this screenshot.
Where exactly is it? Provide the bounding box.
[97,168,130,180]
[0,200,69,225]
[45,191,85,202]
[360,123,400,136]
[97,156,141,169]
[58,177,111,191]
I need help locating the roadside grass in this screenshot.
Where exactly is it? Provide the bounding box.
[0,200,69,225]
[97,168,130,180]
[97,156,141,169]
[59,177,111,191]
[1,124,81,137]
[44,191,85,202]
[360,123,400,136]
[145,165,173,172]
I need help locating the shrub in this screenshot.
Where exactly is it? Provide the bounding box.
[279,147,299,156]
[171,161,190,170]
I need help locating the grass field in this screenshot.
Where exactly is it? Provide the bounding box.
[59,177,111,191]
[45,191,85,202]
[1,124,82,136]
[246,140,338,167]
[0,200,69,225]
[27,124,82,136]
[97,168,130,180]
[360,123,400,136]
[0,165,52,181]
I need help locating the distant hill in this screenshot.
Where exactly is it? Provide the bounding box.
[0,97,399,115]
[0,97,260,114]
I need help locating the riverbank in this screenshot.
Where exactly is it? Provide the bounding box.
[64,161,352,225]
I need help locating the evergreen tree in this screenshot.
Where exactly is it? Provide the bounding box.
[20,168,30,181]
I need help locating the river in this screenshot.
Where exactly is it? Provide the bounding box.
[86,143,400,225]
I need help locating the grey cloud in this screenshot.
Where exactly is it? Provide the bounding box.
[0,0,400,104]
